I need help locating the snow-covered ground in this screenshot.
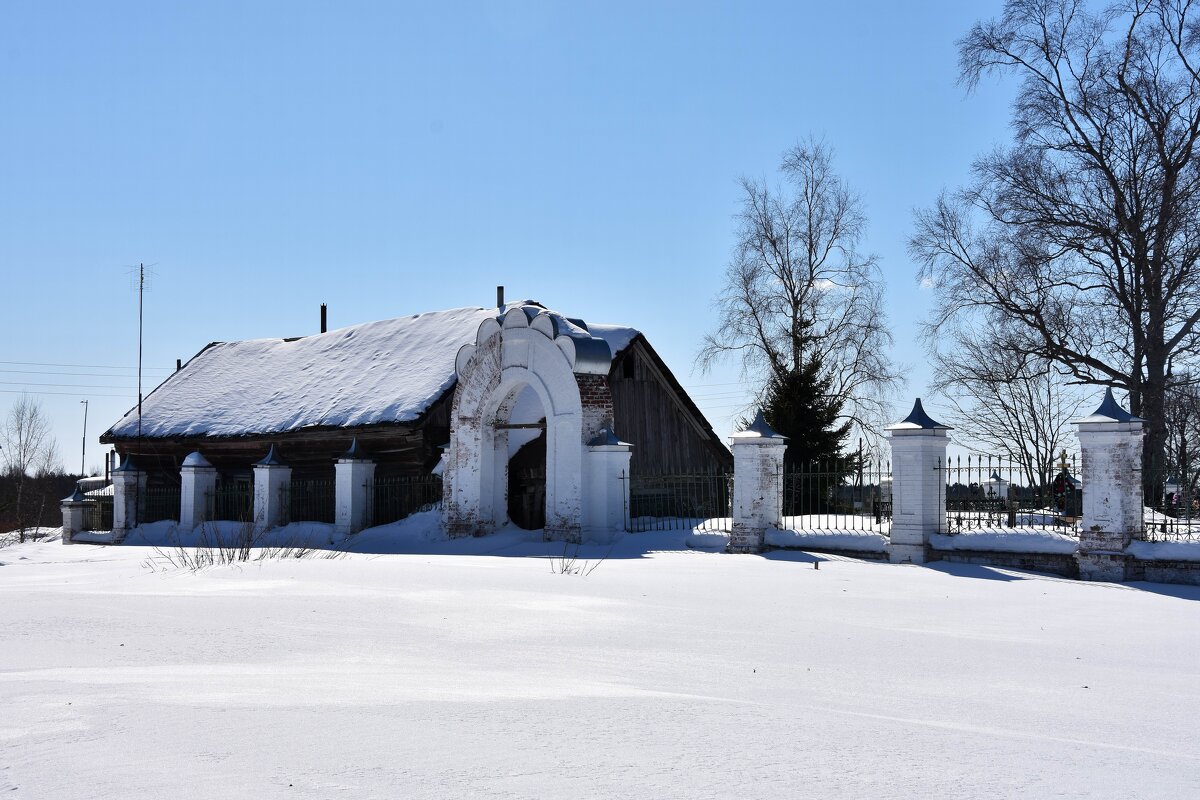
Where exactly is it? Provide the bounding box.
[769,516,889,553]
[3,520,1199,799]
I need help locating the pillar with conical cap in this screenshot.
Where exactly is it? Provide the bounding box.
[60,485,89,544]
[252,445,291,533]
[111,454,146,543]
[727,410,788,554]
[1073,388,1144,581]
[180,451,217,530]
[335,437,375,538]
[886,398,951,564]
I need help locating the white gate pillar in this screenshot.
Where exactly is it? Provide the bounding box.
[253,446,291,533]
[335,438,376,537]
[887,399,950,564]
[180,451,218,530]
[1074,389,1144,582]
[111,456,147,543]
[60,487,88,544]
[583,427,633,544]
[728,411,787,554]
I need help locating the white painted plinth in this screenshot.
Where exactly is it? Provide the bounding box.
[111,467,146,543]
[335,458,376,537]
[582,435,632,544]
[180,453,218,530]
[1075,417,1143,582]
[887,428,949,564]
[60,497,87,544]
[253,463,292,534]
[728,415,786,554]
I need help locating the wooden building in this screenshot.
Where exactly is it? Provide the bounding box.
[100,302,731,494]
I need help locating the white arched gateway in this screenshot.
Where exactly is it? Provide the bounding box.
[443,306,632,543]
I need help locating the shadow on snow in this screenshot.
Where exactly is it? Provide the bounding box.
[105,512,1200,597]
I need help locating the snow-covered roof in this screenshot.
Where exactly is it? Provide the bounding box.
[104,303,640,440]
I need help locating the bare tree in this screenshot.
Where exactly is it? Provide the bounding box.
[699,138,901,441]
[911,0,1200,498]
[1,395,61,540]
[1163,373,1200,505]
[930,324,1087,489]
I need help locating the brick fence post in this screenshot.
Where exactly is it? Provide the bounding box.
[60,486,87,544]
[583,427,633,544]
[335,438,376,537]
[887,399,951,564]
[180,451,217,530]
[111,455,146,543]
[253,445,291,534]
[728,410,787,554]
[1074,389,1144,582]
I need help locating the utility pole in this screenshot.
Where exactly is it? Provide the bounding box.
[80,399,89,476]
[137,262,144,440]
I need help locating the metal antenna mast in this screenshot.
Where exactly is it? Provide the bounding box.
[137,262,144,440]
[80,399,88,476]
[123,261,156,454]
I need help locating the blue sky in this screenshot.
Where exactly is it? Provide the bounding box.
[0,1,1017,472]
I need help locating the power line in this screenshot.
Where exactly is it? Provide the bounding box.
[688,391,752,401]
[0,388,134,398]
[0,369,160,378]
[0,360,170,372]
[0,381,136,389]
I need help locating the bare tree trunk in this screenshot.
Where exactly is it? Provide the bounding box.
[15,476,24,543]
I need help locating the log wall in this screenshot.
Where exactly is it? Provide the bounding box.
[608,339,731,475]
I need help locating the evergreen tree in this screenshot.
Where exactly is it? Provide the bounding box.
[762,357,851,469]
[761,351,854,515]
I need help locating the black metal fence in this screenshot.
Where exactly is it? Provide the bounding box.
[623,472,732,532]
[781,458,892,533]
[1143,497,1200,541]
[1141,446,1199,540]
[938,454,1081,534]
[140,484,181,524]
[283,478,335,524]
[82,497,113,532]
[206,482,252,523]
[372,474,443,527]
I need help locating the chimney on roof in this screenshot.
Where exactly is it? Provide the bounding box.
[176,358,182,371]
[497,286,504,309]
[320,303,327,333]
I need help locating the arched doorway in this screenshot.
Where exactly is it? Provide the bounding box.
[444,305,625,542]
[500,384,546,530]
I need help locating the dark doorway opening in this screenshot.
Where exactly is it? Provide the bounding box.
[508,431,546,530]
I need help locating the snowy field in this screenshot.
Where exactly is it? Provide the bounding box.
[3,521,1199,799]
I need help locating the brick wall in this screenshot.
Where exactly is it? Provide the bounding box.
[928,549,1079,578]
[576,373,613,442]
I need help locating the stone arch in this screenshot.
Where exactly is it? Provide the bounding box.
[444,306,615,541]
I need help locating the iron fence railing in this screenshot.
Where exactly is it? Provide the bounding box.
[1142,452,1198,540]
[206,482,252,523]
[781,458,892,534]
[283,478,335,524]
[140,484,181,524]
[938,454,1081,534]
[623,472,732,532]
[372,474,443,527]
[1142,501,1200,541]
[82,497,113,532]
